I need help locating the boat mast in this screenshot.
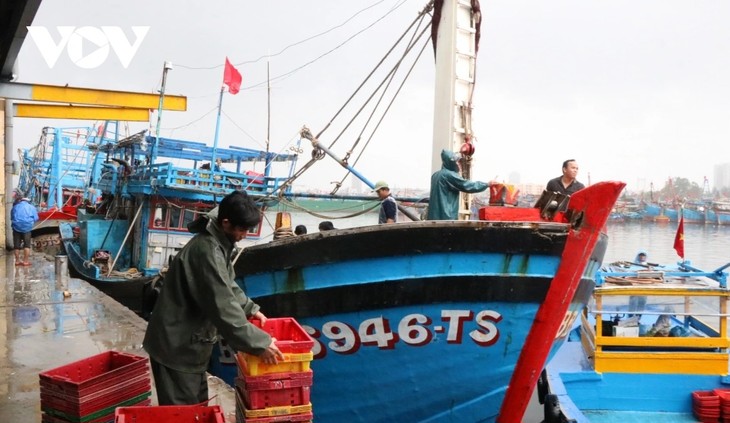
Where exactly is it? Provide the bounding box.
[266,60,271,156]
[151,61,172,164]
[265,60,271,175]
[431,0,479,220]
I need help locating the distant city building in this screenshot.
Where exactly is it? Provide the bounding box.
[516,183,545,196]
[715,163,730,191]
[507,172,521,185]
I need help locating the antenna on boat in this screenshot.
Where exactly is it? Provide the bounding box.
[151,61,172,163]
[266,60,271,156]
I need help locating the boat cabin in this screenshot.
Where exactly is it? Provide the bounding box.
[577,263,730,375]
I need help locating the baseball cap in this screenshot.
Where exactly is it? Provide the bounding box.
[372,180,389,191]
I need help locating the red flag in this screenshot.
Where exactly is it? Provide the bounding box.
[223,57,242,95]
[673,214,684,259]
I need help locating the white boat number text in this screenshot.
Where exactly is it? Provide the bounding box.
[305,309,502,359]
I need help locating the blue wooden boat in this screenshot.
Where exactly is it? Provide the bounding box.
[712,201,730,226]
[205,182,623,422]
[17,123,115,252]
[59,130,297,313]
[544,260,730,422]
[201,1,626,421]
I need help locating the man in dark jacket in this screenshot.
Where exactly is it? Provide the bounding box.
[427,149,489,220]
[143,191,283,405]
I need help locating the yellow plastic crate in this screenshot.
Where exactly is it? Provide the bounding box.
[244,402,312,419]
[235,351,313,377]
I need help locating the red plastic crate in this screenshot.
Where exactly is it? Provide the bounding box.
[250,318,314,353]
[41,379,151,417]
[41,372,150,404]
[115,404,225,423]
[236,371,312,409]
[42,400,152,423]
[40,351,149,398]
[43,391,151,423]
[236,410,313,423]
[235,389,312,423]
[693,390,721,406]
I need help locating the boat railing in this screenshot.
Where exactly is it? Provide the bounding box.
[579,285,730,375]
[125,163,288,196]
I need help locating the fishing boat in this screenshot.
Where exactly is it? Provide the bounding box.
[711,201,730,226]
[59,129,297,314]
[16,124,114,254]
[544,259,730,422]
[204,1,625,421]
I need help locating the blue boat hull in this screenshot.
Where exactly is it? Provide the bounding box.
[547,341,726,422]
[209,221,609,422]
[59,221,154,314]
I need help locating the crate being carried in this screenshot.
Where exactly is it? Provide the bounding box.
[236,318,314,377]
[39,351,151,423]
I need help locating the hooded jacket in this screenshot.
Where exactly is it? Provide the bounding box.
[427,149,488,220]
[143,210,271,372]
[11,199,39,233]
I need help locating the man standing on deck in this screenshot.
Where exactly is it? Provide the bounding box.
[143,191,283,405]
[427,149,490,220]
[546,159,585,195]
[374,180,397,224]
[11,192,38,266]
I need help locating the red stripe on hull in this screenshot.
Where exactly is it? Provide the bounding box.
[497,181,625,422]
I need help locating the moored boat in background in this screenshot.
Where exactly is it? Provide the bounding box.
[545,259,730,422]
[17,123,118,254]
[60,130,297,314]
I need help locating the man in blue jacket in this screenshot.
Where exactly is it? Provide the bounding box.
[11,193,38,266]
[427,149,489,220]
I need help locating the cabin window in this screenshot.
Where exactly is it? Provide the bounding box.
[150,201,214,232]
[182,208,197,228]
[595,293,720,338]
[169,206,183,229]
[152,205,167,228]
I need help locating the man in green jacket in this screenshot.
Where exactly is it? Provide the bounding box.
[427,149,490,220]
[143,191,283,405]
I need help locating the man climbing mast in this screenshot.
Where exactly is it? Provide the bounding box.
[431,0,481,220]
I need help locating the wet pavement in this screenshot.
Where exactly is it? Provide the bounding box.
[0,252,236,422]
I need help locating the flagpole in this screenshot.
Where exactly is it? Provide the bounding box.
[211,85,225,167]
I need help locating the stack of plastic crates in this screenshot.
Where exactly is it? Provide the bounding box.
[715,389,730,422]
[692,390,720,423]
[39,351,151,423]
[115,404,225,422]
[235,318,314,423]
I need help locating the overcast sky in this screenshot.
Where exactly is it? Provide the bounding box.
[11,0,730,193]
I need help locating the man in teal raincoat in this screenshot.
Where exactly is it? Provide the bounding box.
[427,149,489,220]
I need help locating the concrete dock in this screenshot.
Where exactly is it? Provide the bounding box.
[0,253,236,422]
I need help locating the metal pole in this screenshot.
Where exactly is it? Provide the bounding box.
[151,61,172,164]
[5,99,13,249]
[107,202,143,277]
[301,127,421,221]
[211,86,225,167]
